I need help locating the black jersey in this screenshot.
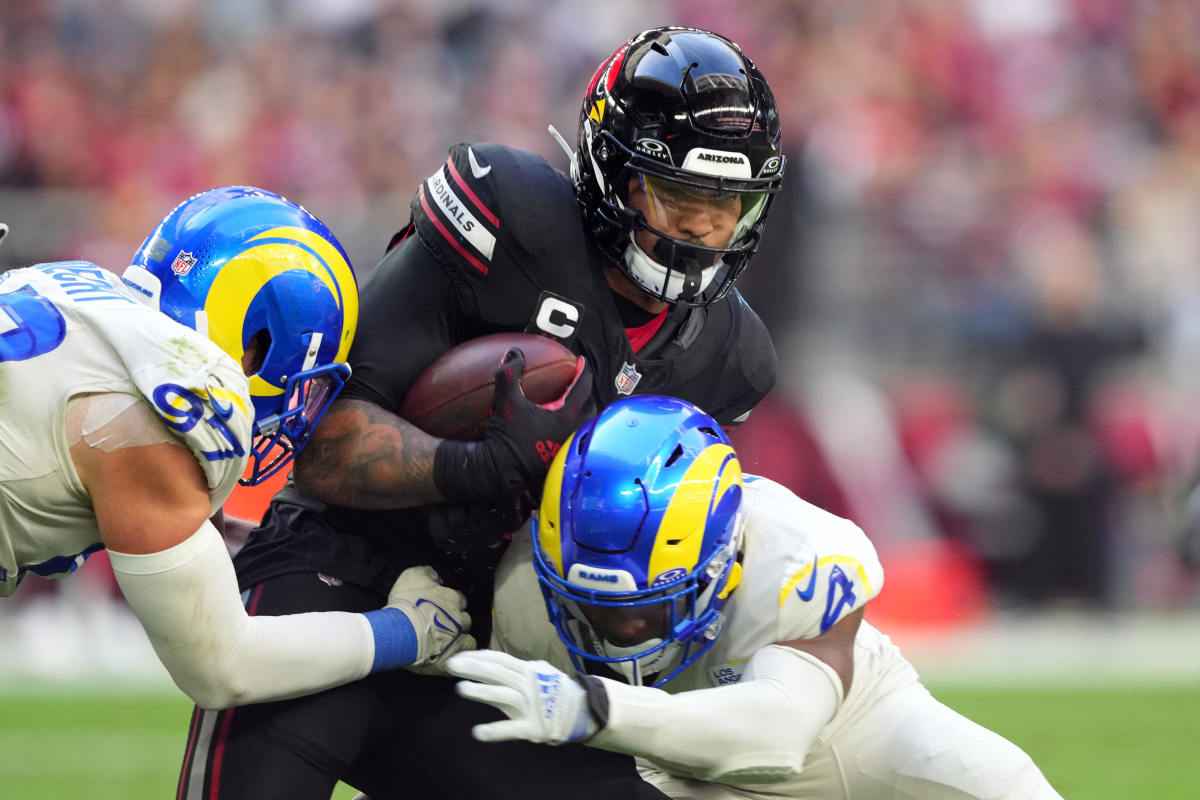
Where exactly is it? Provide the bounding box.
[366,141,777,424]
[233,143,776,617]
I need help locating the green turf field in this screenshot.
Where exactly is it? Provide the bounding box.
[2,685,1197,798]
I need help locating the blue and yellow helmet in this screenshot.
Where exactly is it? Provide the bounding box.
[124,186,358,485]
[533,395,744,687]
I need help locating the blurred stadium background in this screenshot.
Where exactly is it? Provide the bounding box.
[2,0,1199,797]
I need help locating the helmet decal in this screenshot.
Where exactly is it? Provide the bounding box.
[536,429,575,576]
[648,443,740,583]
[588,98,605,125]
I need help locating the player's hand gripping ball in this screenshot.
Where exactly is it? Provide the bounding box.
[399,333,580,441]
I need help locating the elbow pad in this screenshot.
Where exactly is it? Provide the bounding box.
[590,645,843,785]
[109,520,375,708]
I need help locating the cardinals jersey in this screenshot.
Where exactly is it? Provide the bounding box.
[405,141,776,425]
[0,263,252,597]
[232,142,778,623]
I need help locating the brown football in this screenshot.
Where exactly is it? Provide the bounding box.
[398,333,578,440]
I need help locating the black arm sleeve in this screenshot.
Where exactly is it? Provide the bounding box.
[338,234,480,413]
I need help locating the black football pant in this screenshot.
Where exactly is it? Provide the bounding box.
[176,572,668,800]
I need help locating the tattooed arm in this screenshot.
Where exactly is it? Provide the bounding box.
[293,398,444,510]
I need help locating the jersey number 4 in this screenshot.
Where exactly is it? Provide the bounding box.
[821,565,858,633]
[0,285,67,362]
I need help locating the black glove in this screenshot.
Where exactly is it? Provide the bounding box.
[425,491,535,557]
[433,347,594,502]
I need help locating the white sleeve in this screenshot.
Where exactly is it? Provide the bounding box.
[109,520,375,709]
[589,644,843,786]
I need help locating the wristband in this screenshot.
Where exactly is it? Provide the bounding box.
[434,438,527,501]
[579,674,610,734]
[433,439,494,501]
[363,607,418,671]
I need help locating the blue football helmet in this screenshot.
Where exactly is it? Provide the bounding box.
[533,395,745,687]
[123,186,359,485]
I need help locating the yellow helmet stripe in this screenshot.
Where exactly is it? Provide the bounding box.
[537,432,576,576]
[253,226,358,363]
[204,227,357,371]
[647,444,740,582]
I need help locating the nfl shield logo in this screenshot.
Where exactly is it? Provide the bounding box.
[170,251,197,276]
[614,362,641,395]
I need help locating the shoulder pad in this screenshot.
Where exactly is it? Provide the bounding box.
[410,143,581,281]
[131,331,254,513]
[744,480,883,639]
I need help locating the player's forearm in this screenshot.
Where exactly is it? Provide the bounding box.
[109,521,397,709]
[588,645,842,786]
[293,398,444,509]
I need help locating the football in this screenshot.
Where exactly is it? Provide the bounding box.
[398,332,579,440]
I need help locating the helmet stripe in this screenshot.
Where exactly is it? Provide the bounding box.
[537,431,576,576]
[647,443,739,583]
[204,228,353,371]
[250,226,358,363]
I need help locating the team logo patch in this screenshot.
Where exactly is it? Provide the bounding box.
[170,250,197,276]
[614,361,642,395]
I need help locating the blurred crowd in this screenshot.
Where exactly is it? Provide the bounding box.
[2,0,1199,623]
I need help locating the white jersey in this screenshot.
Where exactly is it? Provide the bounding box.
[0,262,252,597]
[494,476,896,690]
[493,476,1061,799]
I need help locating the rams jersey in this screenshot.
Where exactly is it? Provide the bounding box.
[493,478,1061,799]
[402,141,776,425]
[492,475,896,693]
[0,263,252,597]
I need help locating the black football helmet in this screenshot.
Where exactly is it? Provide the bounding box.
[574,27,784,307]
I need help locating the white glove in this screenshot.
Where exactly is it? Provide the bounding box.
[387,566,476,675]
[446,649,598,745]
